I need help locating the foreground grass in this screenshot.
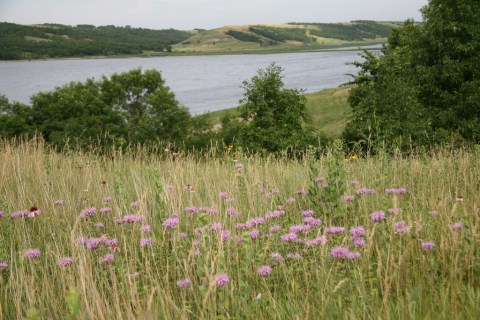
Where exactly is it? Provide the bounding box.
[0,140,479,319]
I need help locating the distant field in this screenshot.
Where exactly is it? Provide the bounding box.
[198,86,351,137]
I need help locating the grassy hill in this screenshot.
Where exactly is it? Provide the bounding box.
[197,86,351,137]
[173,21,397,54]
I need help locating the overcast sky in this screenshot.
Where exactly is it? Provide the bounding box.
[0,0,429,30]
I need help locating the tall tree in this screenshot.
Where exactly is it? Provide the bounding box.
[344,0,480,151]
[237,63,313,152]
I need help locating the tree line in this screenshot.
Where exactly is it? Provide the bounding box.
[0,23,191,60]
[0,65,318,153]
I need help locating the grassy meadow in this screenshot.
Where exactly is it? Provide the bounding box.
[0,139,479,319]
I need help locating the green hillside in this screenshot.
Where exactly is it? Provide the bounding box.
[174,21,395,54]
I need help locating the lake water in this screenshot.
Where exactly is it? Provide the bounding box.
[0,50,365,114]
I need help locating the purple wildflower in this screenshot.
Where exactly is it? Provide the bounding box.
[221,230,231,240]
[162,217,179,228]
[350,180,360,186]
[215,273,229,287]
[303,217,322,226]
[347,252,362,260]
[301,210,314,217]
[130,201,141,208]
[179,232,188,238]
[325,226,345,234]
[234,162,244,170]
[103,197,113,203]
[343,195,355,202]
[123,214,145,223]
[236,223,248,230]
[219,192,228,199]
[265,210,285,219]
[394,221,411,234]
[385,188,407,194]
[271,188,280,194]
[177,278,192,288]
[313,177,325,184]
[24,248,41,259]
[287,253,302,259]
[184,207,198,214]
[53,200,64,205]
[257,265,272,277]
[305,236,327,247]
[285,197,296,204]
[280,232,298,242]
[99,253,115,264]
[86,238,102,250]
[421,241,435,250]
[80,207,96,219]
[140,238,155,247]
[331,246,349,258]
[94,222,105,228]
[371,211,386,221]
[0,262,8,269]
[11,210,28,219]
[352,237,366,247]
[269,225,282,233]
[289,224,311,233]
[226,207,239,217]
[350,226,365,237]
[249,229,260,239]
[388,208,402,215]
[99,207,112,214]
[209,222,222,231]
[356,188,375,195]
[141,225,152,233]
[449,222,463,231]
[296,189,308,195]
[271,252,285,264]
[58,257,74,267]
[245,217,265,228]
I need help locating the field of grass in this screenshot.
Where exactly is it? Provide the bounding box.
[0,140,479,319]
[199,86,351,136]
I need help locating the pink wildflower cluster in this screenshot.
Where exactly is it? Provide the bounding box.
[394,221,411,234]
[257,265,272,277]
[371,211,386,221]
[385,188,407,194]
[331,246,361,260]
[356,188,375,195]
[325,226,345,234]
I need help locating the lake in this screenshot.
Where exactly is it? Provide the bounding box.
[0,50,365,114]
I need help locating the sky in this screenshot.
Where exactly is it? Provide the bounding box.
[0,0,429,30]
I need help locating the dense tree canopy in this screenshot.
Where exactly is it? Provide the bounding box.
[234,63,314,152]
[0,69,191,149]
[343,0,480,151]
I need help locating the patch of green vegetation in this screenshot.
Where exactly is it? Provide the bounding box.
[196,86,351,137]
[249,25,315,43]
[225,30,261,43]
[291,21,393,41]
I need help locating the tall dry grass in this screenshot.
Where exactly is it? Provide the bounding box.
[0,139,479,319]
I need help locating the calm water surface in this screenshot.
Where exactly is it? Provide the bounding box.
[0,51,364,114]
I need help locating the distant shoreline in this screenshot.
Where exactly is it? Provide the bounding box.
[0,42,383,62]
